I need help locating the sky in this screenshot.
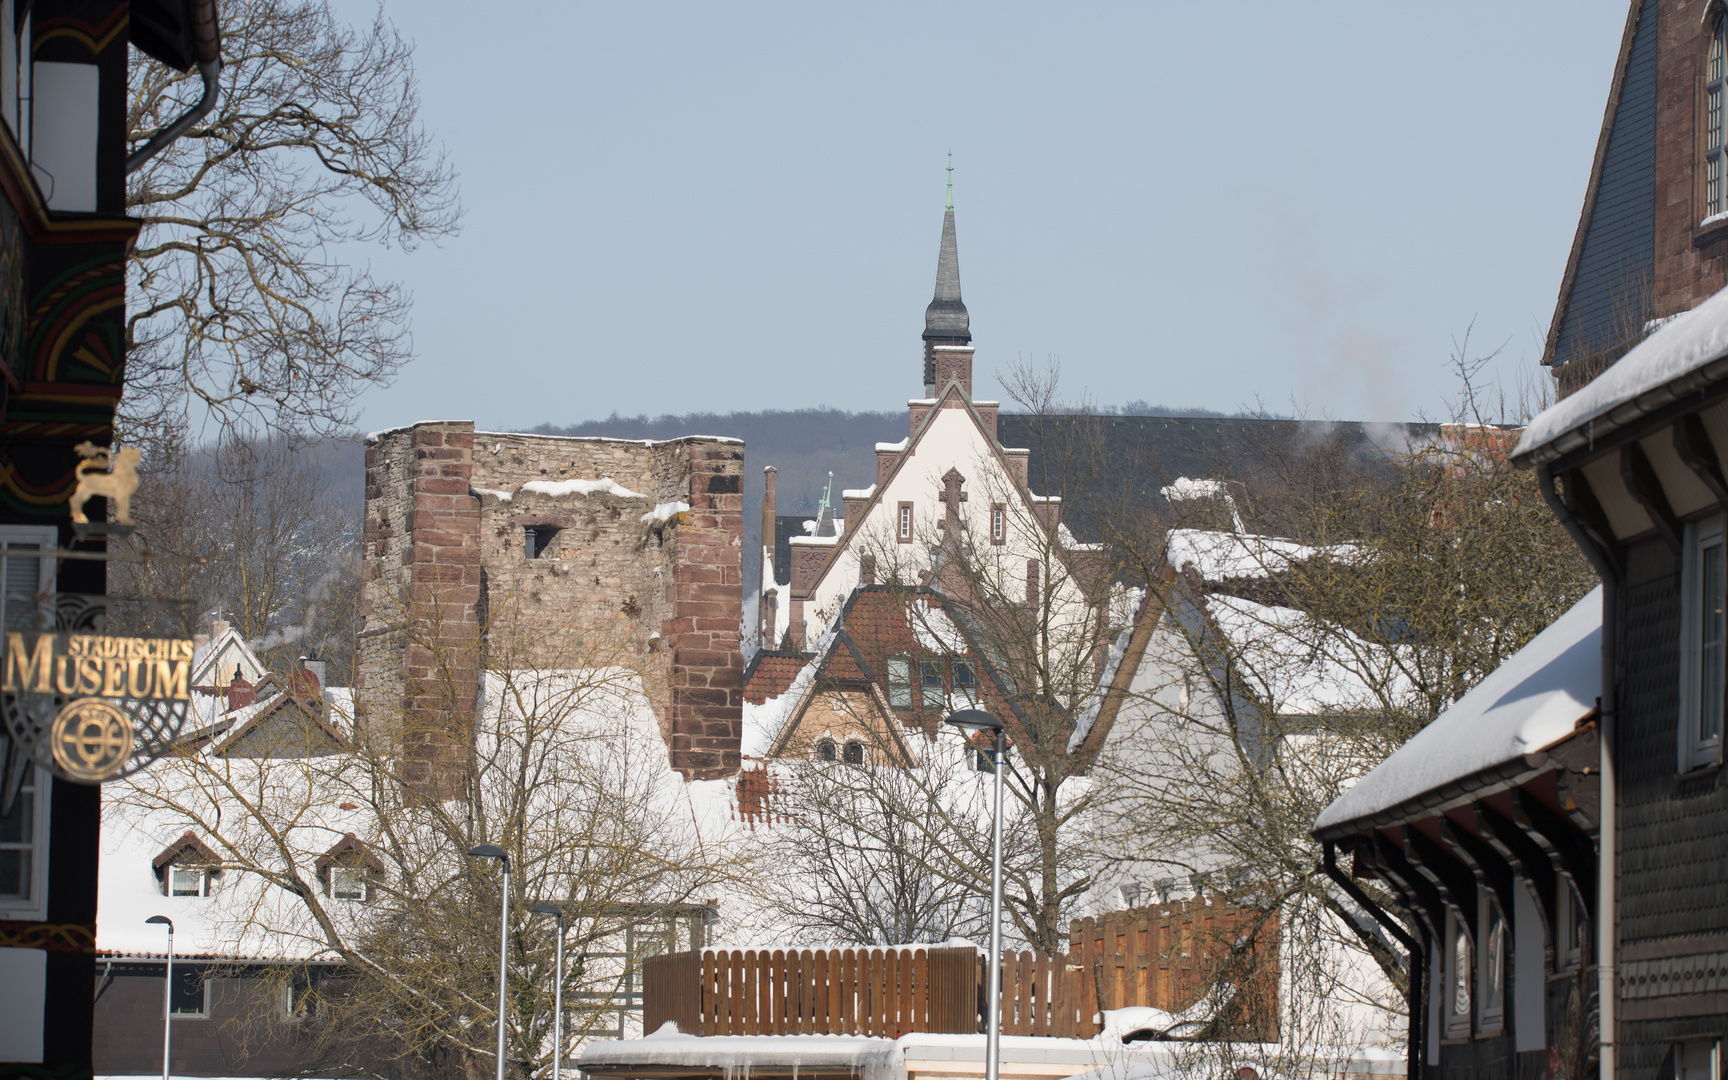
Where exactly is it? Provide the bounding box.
[338,2,1632,431]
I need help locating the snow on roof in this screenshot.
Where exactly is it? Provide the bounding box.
[789,533,841,547]
[876,438,910,452]
[642,501,690,524]
[1313,585,1601,833]
[910,604,969,654]
[1515,284,1728,465]
[475,430,746,446]
[1206,595,1390,717]
[1164,528,1340,581]
[579,1027,904,1080]
[842,485,876,499]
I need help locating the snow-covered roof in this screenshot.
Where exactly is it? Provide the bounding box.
[1313,586,1601,833]
[1206,595,1391,717]
[1165,528,1339,581]
[580,1029,902,1080]
[1515,284,1728,465]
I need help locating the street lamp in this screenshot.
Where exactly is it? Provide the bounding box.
[145,915,173,1080]
[468,844,510,1080]
[531,904,566,1080]
[945,708,1005,1080]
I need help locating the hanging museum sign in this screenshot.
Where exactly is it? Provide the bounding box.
[2,632,196,782]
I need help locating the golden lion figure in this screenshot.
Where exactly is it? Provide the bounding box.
[69,441,142,525]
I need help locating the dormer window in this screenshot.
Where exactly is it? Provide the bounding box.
[316,833,383,903]
[1709,16,1728,221]
[170,867,210,897]
[153,832,221,898]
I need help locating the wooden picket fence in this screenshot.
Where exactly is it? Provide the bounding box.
[1071,900,1281,1041]
[642,899,1280,1041]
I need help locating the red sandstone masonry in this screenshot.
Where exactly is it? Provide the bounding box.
[1653,0,1728,320]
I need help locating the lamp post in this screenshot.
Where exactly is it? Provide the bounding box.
[145,915,173,1080]
[531,904,565,1080]
[944,709,1005,1080]
[467,844,511,1080]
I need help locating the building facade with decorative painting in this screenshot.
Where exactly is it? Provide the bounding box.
[0,0,220,1072]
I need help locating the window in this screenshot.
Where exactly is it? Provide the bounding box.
[1676,1038,1723,1080]
[919,658,945,710]
[897,502,913,543]
[0,764,49,919]
[1555,879,1586,972]
[1709,17,1728,221]
[170,866,209,897]
[953,659,979,706]
[990,504,1006,545]
[0,525,55,633]
[887,657,912,709]
[526,524,561,559]
[331,867,368,901]
[1445,908,1472,1037]
[1477,891,1506,1034]
[1680,515,1726,771]
[170,965,209,1016]
[816,737,836,761]
[842,739,864,765]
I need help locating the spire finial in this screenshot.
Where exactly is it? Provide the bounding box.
[945,151,954,211]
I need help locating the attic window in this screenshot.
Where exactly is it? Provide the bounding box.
[843,739,865,765]
[526,525,561,559]
[816,738,837,761]
[919,659,945,710]
[887,657,912,709]
[1710,16,1728,220]
[898,503,913,543]
[331,867,368,901]
[953,659,978,705]
[171,867,210,897]
[990,504,1005,545]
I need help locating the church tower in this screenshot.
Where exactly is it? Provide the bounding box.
[922,156,971,396]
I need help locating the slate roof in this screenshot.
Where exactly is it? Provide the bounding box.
[923,209,969,342]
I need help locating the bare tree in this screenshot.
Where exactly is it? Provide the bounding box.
[113,589,752,1080]
[125,0,460,445]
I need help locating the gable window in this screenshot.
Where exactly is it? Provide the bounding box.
[843,739,865,765]
[1710,16,1728,221]
[887,657,912,709]
[897,502,913,543]
[953,659,979,705]
[171,866,210,897]
[816,737,837,761]
[331,867,368,901]
[526,524,562,559]
[1680,515,1726,771]
[990,504,1006,545]
[0,764,49,919]
[919,658,945,710]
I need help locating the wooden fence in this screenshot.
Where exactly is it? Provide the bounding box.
[1071,900,1281,1041]
[642,899,1279,1041]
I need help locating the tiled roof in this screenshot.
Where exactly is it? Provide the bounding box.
[744,650,807,704]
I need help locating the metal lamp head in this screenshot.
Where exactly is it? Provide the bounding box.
[531,903,563,924]
[467,843,508,866]
[944,708,1003,734]
[145,915,173,932]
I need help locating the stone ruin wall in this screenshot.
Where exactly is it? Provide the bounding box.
[361,422,745,781]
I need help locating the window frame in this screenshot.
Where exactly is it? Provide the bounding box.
[169,865,210,897]
[990,503,1006,545]
[815,737,837,762]
[0,524,57,634]
[170,963,211,1018]
[1676,1037,1723,1080]
[842,739,865,765]
[1679,514,1727,772]
[1476,889,1506,1036]
[0,763,50,920]
[1444,907,1472,1039]
[1708,14,1728,222]
[952,658,979,706]
[886,656,912,710]
[897,502,913,544]
[330,866,368,902]
[919,657,946,711]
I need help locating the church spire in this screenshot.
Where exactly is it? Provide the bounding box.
[923,154,970,396]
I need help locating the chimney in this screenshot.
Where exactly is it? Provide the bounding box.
[228,676,256,712]
[760,467,777,644]
[210,618,230,638]
[296,656,327,695]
